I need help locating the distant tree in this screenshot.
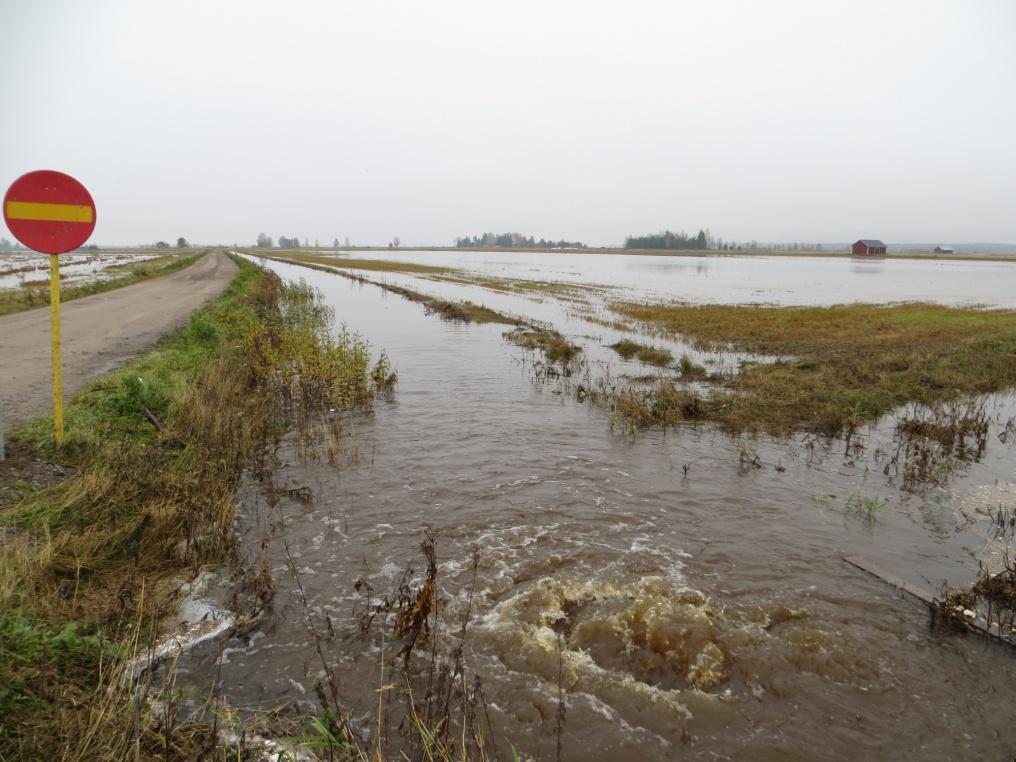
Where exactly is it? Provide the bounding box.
[392,236,400,248]
[176,237,188,248]
[333,238,339,248]
[455,232,583,249]
[155,241,170,249]
[278,236,300,248]
[624,229,709,250]
[256,232,273,248]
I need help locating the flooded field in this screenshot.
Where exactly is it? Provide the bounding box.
[0,250,159,290]
[318,248,1016,308]
[175,254,1016,759]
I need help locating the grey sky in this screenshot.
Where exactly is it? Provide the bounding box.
[2,0,1014,247]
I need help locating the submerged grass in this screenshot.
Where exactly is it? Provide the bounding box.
[611,301,1016,435]
[0,251,204,317]
[266,250,455,275]
[608,339,673,367]
[264,252,527,326]
[0,256,393,759]
[505,327,583,365]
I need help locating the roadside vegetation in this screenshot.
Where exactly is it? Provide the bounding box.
[0,257,395,759]
[609,301,1016,436]
[0,251,204,317]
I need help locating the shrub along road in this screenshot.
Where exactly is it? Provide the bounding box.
[0,250,237,428]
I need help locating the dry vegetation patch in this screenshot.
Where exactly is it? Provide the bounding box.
[610,301,1016,435]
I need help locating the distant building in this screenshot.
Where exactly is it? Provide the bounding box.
[933,245,955,254]
[852,239,887,255]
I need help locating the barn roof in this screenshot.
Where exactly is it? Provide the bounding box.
[856,239,886,247]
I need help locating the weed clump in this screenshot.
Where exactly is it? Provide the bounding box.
[609,339,673,367]
[894,401,990,490]
[678,353,708,379]
[505,327,582,364]
[932,556,1016,643]
[613,381,706,428]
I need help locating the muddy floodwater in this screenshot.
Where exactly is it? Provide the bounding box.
[177,254,1016,760]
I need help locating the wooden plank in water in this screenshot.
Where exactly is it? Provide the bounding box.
[843,555,936,605]
[843,555,1015,647]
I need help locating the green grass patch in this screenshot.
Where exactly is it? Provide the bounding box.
[0,252,204,317]
[610,301,1016,435]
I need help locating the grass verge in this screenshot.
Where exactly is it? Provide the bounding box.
[610,301,1016,435]
[0,251,204,317]
[0,256,394,759]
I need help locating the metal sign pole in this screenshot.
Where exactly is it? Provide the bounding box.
[50,253,63,446]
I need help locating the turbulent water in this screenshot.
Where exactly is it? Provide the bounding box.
[175,253,1016,760]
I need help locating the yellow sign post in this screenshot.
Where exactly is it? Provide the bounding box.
[50,254,64,446]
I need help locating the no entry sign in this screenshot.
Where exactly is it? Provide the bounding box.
[3,170,96,254]
[1,169,97,447]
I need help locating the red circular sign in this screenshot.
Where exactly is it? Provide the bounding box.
[3,170,97,255]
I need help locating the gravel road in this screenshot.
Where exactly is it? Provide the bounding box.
[0,250,237,429]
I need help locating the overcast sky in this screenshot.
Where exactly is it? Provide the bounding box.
[2,0,1014,246]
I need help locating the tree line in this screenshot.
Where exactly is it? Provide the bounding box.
[455,232,586,248]
[624,230,709,249]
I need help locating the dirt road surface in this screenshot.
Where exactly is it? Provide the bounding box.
[0,251,237,429]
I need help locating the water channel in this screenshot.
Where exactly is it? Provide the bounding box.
[176,252,1016,760]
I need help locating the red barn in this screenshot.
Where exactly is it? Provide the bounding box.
[852,239,887,255]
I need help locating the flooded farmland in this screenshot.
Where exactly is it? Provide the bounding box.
[176,253,1016,760]
[0,250,160,290]
[315,248,1016,308]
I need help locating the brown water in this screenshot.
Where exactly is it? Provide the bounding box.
[174,258,1016,760]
